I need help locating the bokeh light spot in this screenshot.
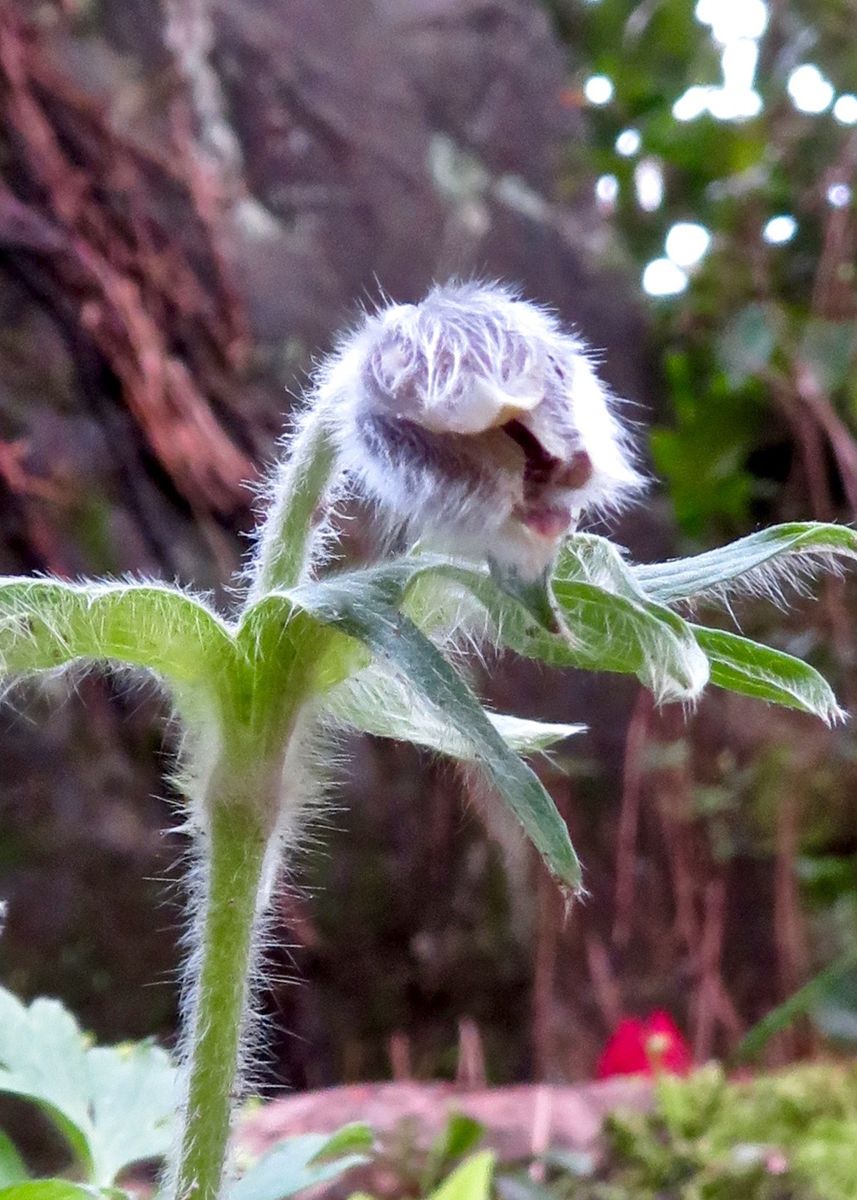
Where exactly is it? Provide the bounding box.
[643,258,688,297]
[787,65,834,114]
[763,215,797,244]
[665,222,712,267]
[584,75,614,105]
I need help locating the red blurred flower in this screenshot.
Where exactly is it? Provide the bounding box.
[596,1011,692,1079]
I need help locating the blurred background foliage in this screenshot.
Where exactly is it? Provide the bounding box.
[1,0,857,1092]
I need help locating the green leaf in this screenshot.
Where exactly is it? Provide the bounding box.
[308,1123,374,1162]
[421,1114,485,1194]
[0,1134,26,1188]
[692,626,844,723]
[229,1127,372,1200]
[486,560,560,632]
[406,558,708,703]
[288,573,582,891]
[486,713,584,751]
[0,987,178,1187]
[556,534,646,601]
[234,591,368,759]
[0,1183,110,1200]
[551,538,712,697]
[716,302,782,387]
[633,522,857,605]
[85,1042,178,1186]
[561,527,850,719]
[0,990,94,1175]
[324,668,584,757]
[548,588,709,704]
[0,578,234,690]
[734,949,857,1062]
[314,550,706,704]
[429,1114,485,1163]
[425,1152,495,1200]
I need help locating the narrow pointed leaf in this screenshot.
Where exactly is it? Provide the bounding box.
[692,625,845,723]
[325,668,584,756]
[734,948,857,1062]
[291,554,709,703]
[633,522,857,604]
[552,581,709,702]
[0,578,233,688]
[551,535,708,700]
[560,529,850,719]
[289,575,582,890]
[420,1113,485,1194]
[487,713,585,751]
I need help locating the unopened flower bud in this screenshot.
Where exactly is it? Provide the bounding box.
[315,281,643,578]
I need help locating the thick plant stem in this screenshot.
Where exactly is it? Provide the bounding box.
[172,792,270,1200]
[248,413,337,601]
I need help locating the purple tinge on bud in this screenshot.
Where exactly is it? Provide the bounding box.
[316,281,644,578]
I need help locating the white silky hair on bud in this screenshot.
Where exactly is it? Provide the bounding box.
[313,281,645,580]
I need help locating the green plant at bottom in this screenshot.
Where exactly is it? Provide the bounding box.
[0,983,372,1200]
[590,1063,857,1200]
[4,890,857,1200]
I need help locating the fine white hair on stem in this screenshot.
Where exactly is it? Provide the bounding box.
[167,704,344,1193]
[309,280,645,580]
[242,406,356,594]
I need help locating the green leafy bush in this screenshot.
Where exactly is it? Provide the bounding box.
[490,1065,857,1200]
[596,1064,857,1200]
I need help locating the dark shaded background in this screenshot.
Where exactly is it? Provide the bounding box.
[2,0,857,1090]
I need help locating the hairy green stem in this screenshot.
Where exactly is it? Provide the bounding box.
[169,413,335,1198]
[172,788,270,1200]
[248,414,337,602]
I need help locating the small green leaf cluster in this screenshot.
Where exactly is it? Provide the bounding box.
[592,1063,857,1200]
[353,1113,492,1200]
[469,1066,857,1200]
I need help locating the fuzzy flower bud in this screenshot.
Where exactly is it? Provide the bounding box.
[315,281,643,579]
